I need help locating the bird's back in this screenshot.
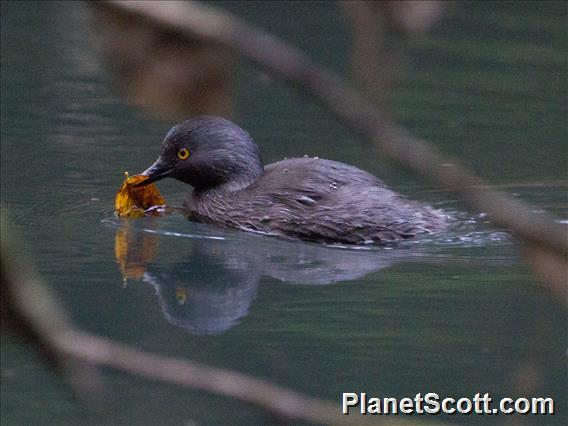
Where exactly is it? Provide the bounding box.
[188,157,447,244]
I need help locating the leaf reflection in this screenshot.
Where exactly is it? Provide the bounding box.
[115,223,403,335]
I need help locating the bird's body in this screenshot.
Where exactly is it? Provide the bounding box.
[186,157,445,244]
[139,116,447,244]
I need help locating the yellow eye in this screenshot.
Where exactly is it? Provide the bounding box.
[177,148,190,160]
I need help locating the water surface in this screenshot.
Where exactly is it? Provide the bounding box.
[1,1,566,425]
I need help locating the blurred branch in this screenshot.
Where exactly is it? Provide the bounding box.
[340,1,395,109]
[97,1,567,294]
[3,2,563,423]
[340,0,445,109]
[57,331,429,426]
[92,1,234,119]
[521,244,568,303]
[0,217,104,406]
[2,216,437,425]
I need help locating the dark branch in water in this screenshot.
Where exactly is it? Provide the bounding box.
[1,217,104,407]
[2,220,423,426]
[56,331,421,425]
[97,1,566,288]
[3,2,564,424]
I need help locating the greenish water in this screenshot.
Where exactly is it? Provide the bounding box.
[1,1,566,425]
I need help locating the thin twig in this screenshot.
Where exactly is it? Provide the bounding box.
[56,331,428,426]
[1,217,105,407]
[101,0,567,259]
[2,217,434,425]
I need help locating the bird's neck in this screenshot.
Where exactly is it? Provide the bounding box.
[195,165,263,196]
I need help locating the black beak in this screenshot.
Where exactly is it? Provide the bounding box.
[135,157,173,187]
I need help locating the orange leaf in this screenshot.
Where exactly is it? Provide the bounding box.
[115,172,166,217]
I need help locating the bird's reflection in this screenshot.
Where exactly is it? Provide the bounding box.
[115,221,406,335]
[142,245,262,335]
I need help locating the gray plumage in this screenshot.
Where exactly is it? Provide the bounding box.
[140,116,447,244]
